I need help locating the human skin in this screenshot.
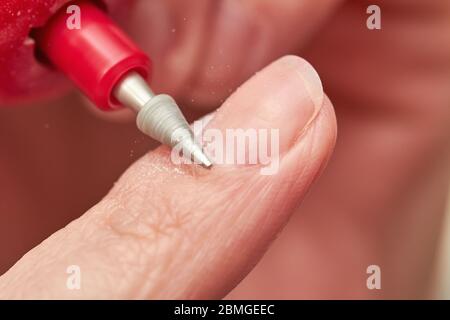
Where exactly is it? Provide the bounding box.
[0,0,449,299]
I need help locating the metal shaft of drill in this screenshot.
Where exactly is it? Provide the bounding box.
[113,72,212,168]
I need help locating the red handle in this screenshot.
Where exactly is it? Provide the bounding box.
[34,0,151,110]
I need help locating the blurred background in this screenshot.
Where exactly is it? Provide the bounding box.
[435,194,450,299]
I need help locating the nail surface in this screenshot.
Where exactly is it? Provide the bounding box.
[203,55,324,161]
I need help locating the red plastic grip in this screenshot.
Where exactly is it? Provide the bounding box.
[34,0,151,110]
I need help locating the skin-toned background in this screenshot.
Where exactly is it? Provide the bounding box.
[435,201,450,298]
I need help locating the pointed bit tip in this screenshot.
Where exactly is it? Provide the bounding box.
[191,144,213,169]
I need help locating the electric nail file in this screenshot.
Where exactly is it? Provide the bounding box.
[34,0,212,167]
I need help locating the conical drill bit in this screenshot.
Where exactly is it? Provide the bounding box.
[113,72,212,168]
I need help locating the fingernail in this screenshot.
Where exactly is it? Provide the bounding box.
[208,55,324,154]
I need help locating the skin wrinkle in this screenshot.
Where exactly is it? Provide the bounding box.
[147,226,209,298]
[180,222,242,298]
[92,169,271,297]
[101,159,253,241]
[206,179,295,297]
[79,216,164,298]
[246,182,280,240]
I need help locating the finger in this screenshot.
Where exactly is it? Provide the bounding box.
[0,55,336,299]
